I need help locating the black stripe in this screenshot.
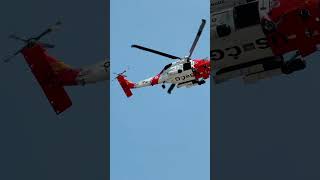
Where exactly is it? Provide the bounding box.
[216,56,282,75]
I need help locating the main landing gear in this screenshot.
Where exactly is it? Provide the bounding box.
[281,58,306,74]
[162,83,175,94]
[167,84,175,94]
[164,79,206,95]
[280,51,306,74]
[197,79,206,85]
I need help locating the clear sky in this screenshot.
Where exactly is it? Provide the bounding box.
[110,1,209,180]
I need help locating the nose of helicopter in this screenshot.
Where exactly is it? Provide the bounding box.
[193,59,211,78]
[262,0,320,57]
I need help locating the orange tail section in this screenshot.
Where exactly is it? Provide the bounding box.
[116,75,135,97]
[21,43,77,114]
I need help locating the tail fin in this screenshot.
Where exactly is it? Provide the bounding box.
[116,74,135,97]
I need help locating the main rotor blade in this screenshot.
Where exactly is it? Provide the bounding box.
[34,20,62,41]
[188,19,206,59]
[131,44,181,60]
[39,42,55,48]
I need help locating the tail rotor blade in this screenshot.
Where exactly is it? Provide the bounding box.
[9,34,28,43]
[3,47,24,63]
[3,54,16,63]
[188,19,206,59]
[112,70,127,82]
[39,42,55,48]
[132,44,181,60]
[3,42,54,63]
[34,20,62,41]
[4,20,61,63]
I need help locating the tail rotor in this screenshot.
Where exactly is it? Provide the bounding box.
[8,34,28,43]
[114,70,135,98]
[112,70,127,81]
[2,20,62,63]
[112,65,130,81]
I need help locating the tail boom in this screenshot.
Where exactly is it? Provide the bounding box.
[21,44,73,114]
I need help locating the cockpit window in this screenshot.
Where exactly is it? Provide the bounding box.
[161,63,172,72]
[233,1,260,30]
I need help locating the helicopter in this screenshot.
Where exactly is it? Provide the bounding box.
[3,21,109,114]
[117,19,210,97]
[211,0,320,84]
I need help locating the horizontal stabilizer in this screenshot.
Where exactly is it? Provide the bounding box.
[41,84,72,114]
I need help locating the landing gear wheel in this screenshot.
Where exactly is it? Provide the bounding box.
[162,84,166,89]
[197,80,206,85]
[281,58,306,74]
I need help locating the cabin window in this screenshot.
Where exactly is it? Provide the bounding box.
[161,63,172,72]
[233,1,260,29]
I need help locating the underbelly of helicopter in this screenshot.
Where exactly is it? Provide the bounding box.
[176,80,199,88]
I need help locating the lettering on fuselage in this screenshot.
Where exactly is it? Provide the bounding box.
[211,38,270,61]
[174,73,194,82]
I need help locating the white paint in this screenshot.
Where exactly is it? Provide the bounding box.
[76,58,109,85]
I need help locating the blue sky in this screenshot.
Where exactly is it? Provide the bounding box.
[110,1,209,180]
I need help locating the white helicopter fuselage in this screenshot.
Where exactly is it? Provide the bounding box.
[133,58,210,89]
[76,59,110,85]
[132,60,195,88]
[159,60,196,85]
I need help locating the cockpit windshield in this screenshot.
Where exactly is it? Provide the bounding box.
[161,63,172,72]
